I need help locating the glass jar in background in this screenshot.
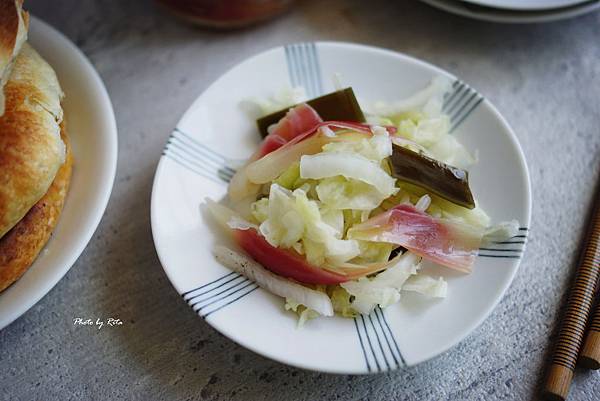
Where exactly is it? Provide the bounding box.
[156,0,295,29]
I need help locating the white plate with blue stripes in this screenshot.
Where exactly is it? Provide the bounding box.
[150,42,531,374]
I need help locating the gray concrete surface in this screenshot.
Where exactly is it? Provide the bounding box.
[2,0,600,400]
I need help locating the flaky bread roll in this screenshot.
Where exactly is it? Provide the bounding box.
[0,42,65,239]
[0,0,28,115]
[0,124,71,292]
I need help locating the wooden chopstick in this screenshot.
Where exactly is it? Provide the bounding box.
[542,187,600,401]
[579,295,600,369]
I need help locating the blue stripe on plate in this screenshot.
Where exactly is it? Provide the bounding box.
[299,44,315,97]
[173,128,237,178]
[167,140,234,181]
[173,129,237,175]
[448,90,477,120]
[450,97,483,133]
[284,46,299,88]
[190,279,253,311]
[479,227,529,259]
[287,44,308,95]
[182,271,239,298]
[477,254,522,259]
[373,307,403,368]
[309,43,323,96]
[443,80,484,133]
[187,280,259,319]
[479,247,523,253]
[182,272,259,319]
[162,151,224,185]
[163,128,236,184]
[185,275,247,303]
[295,44,312,97]
[354,307,406,371]
[376,307,406,367]
[285,43,323,98]
[368,314,392,370]
[203,285,259,318]
[443,82,467,113]
[359,314,381,372]
[353,318,373,372]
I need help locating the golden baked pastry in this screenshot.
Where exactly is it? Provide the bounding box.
[0,0,28,114]
[0,42,65,239]
[0,0,71,292]
[0,125,71,292]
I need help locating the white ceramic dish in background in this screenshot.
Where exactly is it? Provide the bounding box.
[0,17,118,329]
[462,0,588,11]
[151,42,531,374]
[421,0,600,23]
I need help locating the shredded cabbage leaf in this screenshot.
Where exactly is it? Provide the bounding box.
[481,219,520,245]
[285,298,321,327]
[365,77,476,170]
[316,176,390,211]
[341,252,421,315]
[257,183,360,266]
[402,275,447,298]
[322,126,392,163]
[242,86,307,118]
[328,286,358,318]
[365,76,451,118]
[311,126,396,210]
[300,153,397,198]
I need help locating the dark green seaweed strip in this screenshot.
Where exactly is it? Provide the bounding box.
[389,144,475,209]
[256,88,365,137]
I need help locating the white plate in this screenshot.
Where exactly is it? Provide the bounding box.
[0,17,117,329]
[151,42,531,374]
[421,0,600,23]
[462,0,588,11]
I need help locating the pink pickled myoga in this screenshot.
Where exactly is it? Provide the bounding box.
[348,204,483,272]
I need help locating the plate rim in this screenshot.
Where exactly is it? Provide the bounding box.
[420,0,600,23]
[0,16,118,329]
[150,41,532,374]
[460,0,590,11]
